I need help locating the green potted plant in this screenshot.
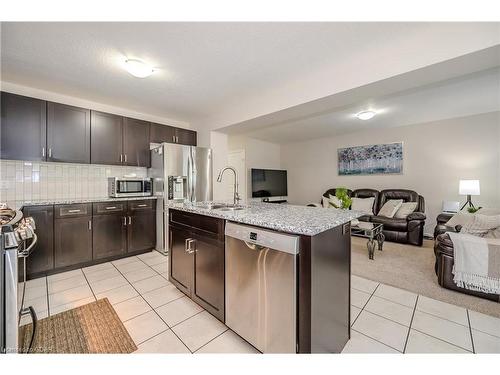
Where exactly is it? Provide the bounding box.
[329,187,352,209]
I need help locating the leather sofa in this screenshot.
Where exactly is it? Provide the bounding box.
[434,231,500,302]
[316,188,426,246]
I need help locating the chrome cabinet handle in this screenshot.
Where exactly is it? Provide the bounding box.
[105,206,117,210]
[48,148,52,158]
[42,147,45,157]
[68,209,81,213]
[137,204,147,207]
[88,220,92,231]
[186,239,196,254]
[128,216,132,225]
[172,135,175,143]
[122,216,127,226]
[124,154,127,163]
[120,154,123,163]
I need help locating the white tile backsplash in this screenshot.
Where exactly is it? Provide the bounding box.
[0,160,147,207]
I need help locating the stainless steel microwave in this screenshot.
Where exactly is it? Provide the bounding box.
[108,177,153,198]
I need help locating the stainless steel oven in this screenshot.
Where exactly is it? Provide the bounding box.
[108,177,153,198]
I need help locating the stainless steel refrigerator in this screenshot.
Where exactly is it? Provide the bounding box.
[148,143,213,254]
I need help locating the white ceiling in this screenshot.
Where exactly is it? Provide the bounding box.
[239,68,500,143]
[2,22,499,130]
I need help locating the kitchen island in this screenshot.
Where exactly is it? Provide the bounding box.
[167,201,361,354]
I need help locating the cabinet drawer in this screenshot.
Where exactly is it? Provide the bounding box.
[169,209,224,237]
[93,202,126,215]
[128,199,154,212]
[55,203,91,218]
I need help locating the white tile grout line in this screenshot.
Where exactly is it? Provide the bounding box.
[466,310,476,354]
[402,295,418,353]
[109,257,193,353]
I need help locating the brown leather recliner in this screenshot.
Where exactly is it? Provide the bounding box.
[315,188,426,246]
[434,232,500,302]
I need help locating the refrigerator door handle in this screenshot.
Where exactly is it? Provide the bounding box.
[190,148,196,202]
[187,149,192,202]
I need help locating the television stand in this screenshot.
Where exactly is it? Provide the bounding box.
[262,198,288,204]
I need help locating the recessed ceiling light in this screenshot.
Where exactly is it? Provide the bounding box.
[124,59,155,78]
[355,110,376,120]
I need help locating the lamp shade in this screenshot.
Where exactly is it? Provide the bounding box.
[459,180,480,195]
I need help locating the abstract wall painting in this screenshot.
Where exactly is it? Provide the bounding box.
[337,142,403,175]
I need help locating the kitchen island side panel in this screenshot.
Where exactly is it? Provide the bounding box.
[309,222,351,353]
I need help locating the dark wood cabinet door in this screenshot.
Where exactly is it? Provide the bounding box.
[92,214,127,260]
[192,232,224,321]
[175,128,197,146]
[54,216,92,268]
[127,211,156,252]
[169,224,193,295]
[150,122,176,144]
[90,111,123,165]
[22,205,54,277]
[123,117,150,167]
[0,92,47,161]
[47,102,90,163]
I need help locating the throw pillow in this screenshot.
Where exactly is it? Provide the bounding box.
[446,212,475,228]
[351,197,375,215]
[461,214,500,237]
[394,202,418,219]
[322,195,342,208]
[378,199,403,218]
[328,194,342,208]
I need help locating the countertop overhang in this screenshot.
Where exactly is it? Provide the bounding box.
[18,196,157,209]
[167,201,362,236]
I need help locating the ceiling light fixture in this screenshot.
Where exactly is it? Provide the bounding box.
[355,110,376,120]
[124,59,155,78]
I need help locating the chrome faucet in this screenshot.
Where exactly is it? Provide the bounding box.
[217,166,241,206]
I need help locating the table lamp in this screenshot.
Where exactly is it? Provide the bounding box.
[459,180,480,210]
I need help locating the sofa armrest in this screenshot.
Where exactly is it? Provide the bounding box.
[307,203,322,207]
[407,212,426,221]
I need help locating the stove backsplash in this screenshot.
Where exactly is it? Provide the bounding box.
[0,160,147,207]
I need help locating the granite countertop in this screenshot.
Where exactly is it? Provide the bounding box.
[167,201,362,236]
[18,196,157,208]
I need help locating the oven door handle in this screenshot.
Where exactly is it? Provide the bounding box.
[18,233,38,258]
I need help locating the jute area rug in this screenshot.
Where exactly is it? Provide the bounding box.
[19,298,137,354]
[351,236,500,318]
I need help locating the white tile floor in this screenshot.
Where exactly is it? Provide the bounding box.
[19,253,500,354]
[344,275,500,353]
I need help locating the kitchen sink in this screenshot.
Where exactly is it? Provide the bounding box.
[215,205,247,211]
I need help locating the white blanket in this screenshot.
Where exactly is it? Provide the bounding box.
[448,232,500,294]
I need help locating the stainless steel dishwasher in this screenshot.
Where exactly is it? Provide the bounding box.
[225,221,299,353]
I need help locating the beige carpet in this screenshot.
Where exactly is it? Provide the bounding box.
[19,298,137,354]
[351,236,500,318]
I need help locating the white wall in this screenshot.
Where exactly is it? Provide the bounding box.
[281,112,500,235]
[228,136,282,199]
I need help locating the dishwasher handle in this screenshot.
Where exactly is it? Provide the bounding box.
[244,241,267,251]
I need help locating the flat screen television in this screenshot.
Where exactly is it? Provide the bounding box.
[251,168,288,198]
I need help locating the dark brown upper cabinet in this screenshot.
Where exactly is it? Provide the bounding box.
[47,102,90,164]
[175,128,197,146]
[90,111,123,166]
[150,122,176,144]
[123,118,150,167]
[150,122,197,146]
[0,92,47,161]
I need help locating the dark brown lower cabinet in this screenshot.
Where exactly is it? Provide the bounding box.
[54,216,93,268]
[93,214,127,260]
[22,205,54,275]
[169,224,194,295]
[191,231,224,320]
[127,210,156,252]
[23,200,157,279]
[169,210,225,321]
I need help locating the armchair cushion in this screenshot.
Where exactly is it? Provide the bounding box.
[407,212,426,221]
[371,216,408,231]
